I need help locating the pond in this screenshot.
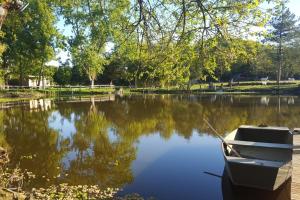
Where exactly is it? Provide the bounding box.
[0,94,299,200]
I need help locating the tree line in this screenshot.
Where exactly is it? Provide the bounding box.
[0,0,300,88]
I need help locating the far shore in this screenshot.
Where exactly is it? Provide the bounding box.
[0,81,299,102]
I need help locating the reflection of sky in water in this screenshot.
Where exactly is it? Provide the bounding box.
[48,111,120,169]
[48,111,77,168]
[108,127,119,143]
[49,111,119,143]
[122,131,224,200]
[48,109,224,200]
[48,111,77,139]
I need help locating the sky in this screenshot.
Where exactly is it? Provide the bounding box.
[288,0,300,15]
[47,0,300,67]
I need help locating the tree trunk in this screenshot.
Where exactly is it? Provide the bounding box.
[90,79,95,89]
[2,57,9,86]
[277,4,284,92]
[19,67,24,86]
[187,79,191,90]
[277,39,283,92]
[134,74,138,88]
[277,50,282,92]
[42,75,45,89]
[38,61,45,88]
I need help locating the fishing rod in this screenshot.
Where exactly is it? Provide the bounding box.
[203,118,241,157]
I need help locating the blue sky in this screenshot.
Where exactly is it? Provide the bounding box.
[47,0,300,67]
[289,0,300,15]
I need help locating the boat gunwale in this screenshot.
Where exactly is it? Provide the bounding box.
[221,126,294,191]
[221,142,291,167]
[224,139,293,150]
[224,155,292,169]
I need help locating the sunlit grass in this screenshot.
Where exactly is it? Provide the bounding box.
[0,81,299,100]
[130,81,300,94]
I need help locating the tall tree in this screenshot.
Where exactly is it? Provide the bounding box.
[267,0,300,90]
[54,64,72,86]
[57,0,116,87]
[1,0,59,85]
[111,0,271,87]
[74,44,106,88]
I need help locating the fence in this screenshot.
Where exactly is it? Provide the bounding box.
[0,85,116,91]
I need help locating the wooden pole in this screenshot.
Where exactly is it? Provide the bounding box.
[203,119,242,157]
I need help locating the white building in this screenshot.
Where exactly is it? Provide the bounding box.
[30,99,52,111]
[27,75,51,88]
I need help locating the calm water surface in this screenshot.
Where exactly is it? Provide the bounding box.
[0,95,299,200]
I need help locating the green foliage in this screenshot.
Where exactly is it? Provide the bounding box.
[1,0,60,85]
[74,45,106,87]
[0,0,299,88]
[54,65,72,85]
[265,1,300,83]
[57,0,112,87]
[91,0,274,87]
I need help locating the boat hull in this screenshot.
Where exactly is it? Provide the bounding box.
[224,155,292,191]
[221,126,293,190]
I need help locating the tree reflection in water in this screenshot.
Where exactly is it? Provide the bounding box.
[0,95,298,199]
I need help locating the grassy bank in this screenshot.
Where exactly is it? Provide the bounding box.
[131,81,300,95]
[39,87,116,96]
[0,90,46,103]
[0,81,299,102]
[0,87,117,102]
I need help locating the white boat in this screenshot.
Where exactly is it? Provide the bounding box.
[222,125,293,191]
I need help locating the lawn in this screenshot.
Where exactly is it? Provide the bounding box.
[0,81,299,102]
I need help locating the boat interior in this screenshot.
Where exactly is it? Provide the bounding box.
[235,126,293,144]
[224,126,293,163]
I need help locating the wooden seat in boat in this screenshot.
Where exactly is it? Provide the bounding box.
[225,140,293,150]
[226,156,286,168]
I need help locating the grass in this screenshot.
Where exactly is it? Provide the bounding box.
[39,87,115,95]
[0,81,299,103]
[0,90,46,103]
[0,87,114,96]
[130,81,300,94]
[0,98,29,103]
[0,87,119,102]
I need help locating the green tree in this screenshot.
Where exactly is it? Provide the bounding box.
[110,0,271,87]
[266,0,300,89]
[0,0,60,86]
[283,41,300,78]
[74,45,106,88]
[57,0,115,87]
[54,64,72,86]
